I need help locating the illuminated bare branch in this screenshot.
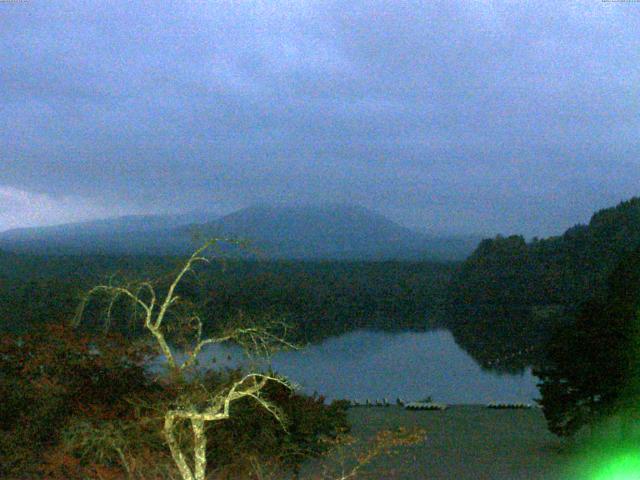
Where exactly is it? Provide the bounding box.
[76,240,296,480]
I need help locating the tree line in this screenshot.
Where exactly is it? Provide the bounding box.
[0,251,454,343]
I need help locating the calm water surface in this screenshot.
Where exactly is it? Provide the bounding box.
[182,329,539,404]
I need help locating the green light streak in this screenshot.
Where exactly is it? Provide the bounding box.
[590,453,640,479]
[568,449,640,480]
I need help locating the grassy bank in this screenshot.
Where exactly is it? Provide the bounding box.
[313,405,571,479]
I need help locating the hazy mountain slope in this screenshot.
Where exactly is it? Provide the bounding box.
[180,204,479,260]
[0,204,480,260]
[0,212,218,255]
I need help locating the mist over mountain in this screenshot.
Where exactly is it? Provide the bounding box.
[0,204,480,261]
[0,212,219,256]
[184,203,480,260]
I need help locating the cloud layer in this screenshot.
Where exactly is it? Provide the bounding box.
[1,1,639,235]
[0,186,139,231]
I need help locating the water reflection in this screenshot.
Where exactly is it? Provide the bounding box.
[171,329,540,404]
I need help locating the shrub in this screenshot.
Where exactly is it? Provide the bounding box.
[0,324,154,478]
[0,325,349,479]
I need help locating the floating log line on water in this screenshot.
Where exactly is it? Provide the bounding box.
[404,401,448,411]
[485,402,533,409]
[347,398,395,407]
[344,399,536,410]
[346,398,448,411]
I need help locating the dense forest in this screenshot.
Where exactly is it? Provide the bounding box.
[0,250,454,343]
[446,197,640,370]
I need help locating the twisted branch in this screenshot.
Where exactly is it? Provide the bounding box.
[75,239,296,480]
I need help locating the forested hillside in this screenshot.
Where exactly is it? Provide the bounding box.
[446,197,640,370]
[535,244,640,437]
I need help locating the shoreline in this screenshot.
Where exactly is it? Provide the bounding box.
[322,405,567,480]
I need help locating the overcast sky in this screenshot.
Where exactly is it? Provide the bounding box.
[1,1,639,236]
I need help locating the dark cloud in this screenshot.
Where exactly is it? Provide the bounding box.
[1,0,639,235]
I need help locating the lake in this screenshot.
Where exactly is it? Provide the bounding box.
[175,329,540,404]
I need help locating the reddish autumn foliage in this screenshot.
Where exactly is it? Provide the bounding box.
[0,324,155,478]
[0,325,349,479]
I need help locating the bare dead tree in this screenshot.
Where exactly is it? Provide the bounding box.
[75,239,296,480]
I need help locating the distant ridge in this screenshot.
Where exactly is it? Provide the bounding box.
[0,204,480,261]
[0,212,217,237]
[0,212,220,256]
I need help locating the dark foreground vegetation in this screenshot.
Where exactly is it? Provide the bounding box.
[0,243,427,480]
[0,324,349,479]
